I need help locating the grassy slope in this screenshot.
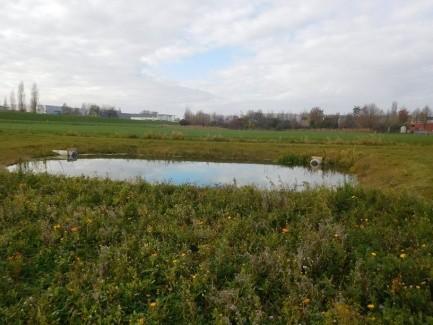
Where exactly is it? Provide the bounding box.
[0,173,432,323]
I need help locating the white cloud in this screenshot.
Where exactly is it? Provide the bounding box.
[141,45,198,66]
[1,0,433,115]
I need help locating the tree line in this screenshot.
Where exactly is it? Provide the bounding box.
[2,81,120,118]
[2,83,431,130]
[2,81,39,113]
[180,103,432,131]
[60,103,121,118]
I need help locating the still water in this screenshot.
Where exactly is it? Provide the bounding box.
[8,158,355,190]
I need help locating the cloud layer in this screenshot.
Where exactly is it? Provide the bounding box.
[1,0,433,115]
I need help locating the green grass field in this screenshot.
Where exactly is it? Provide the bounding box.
[1,111,432,323]
[2,111,433,145]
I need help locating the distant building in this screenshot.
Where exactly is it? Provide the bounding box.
[37,105,63,115]
[121,110,157,121]
[121,110,177,122]
[157,114,177,122]
[409,117,433,133]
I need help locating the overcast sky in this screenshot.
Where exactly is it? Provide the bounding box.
[1,0,433,115]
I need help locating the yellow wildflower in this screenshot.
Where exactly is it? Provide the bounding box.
[371,252,377,256]
[367,304,375,310]
[7,252,22,261]
[53,224,61,230]
[149,302,157,308]
[400,253,407,259]
[303,298,311,305]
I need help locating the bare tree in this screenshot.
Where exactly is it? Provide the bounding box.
[10,90,17,110]
[17,81,26,112]
[412,107,421,121]
[420,105,431,128]
[357,104,382,129]
[61,103,75,115]
[398,108,410,124]
[30,83,39,113]
[391,101,398,113]
[309,107,324,128]
[183,108,193,122]
[88,104,101,117]
[385,102,399,132]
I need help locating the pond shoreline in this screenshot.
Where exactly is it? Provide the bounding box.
[8,157,355,190]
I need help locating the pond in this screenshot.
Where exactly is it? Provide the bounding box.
[7,158,355,190]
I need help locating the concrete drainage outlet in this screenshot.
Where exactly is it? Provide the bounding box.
[310,156,323,168]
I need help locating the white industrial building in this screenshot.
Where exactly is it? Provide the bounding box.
[123,110,178,122]
[37,105,63,115]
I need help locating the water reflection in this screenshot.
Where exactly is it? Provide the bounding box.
[8,158,355,190]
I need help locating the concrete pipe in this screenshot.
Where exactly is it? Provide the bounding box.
[67,148,79,161]
[310,156,322,168]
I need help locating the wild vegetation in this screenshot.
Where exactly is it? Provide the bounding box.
[0,172,432,323]
[1,112,433,323]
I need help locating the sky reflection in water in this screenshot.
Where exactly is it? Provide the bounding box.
[8,158,355,190]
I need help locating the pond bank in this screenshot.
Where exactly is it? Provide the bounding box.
[1,133,432,198]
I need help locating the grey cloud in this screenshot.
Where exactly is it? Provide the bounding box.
[1,0,433,115]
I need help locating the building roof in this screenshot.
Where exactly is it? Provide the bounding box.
[121,112,156,118]
[39,105,62,111]
[158,113,176,117]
